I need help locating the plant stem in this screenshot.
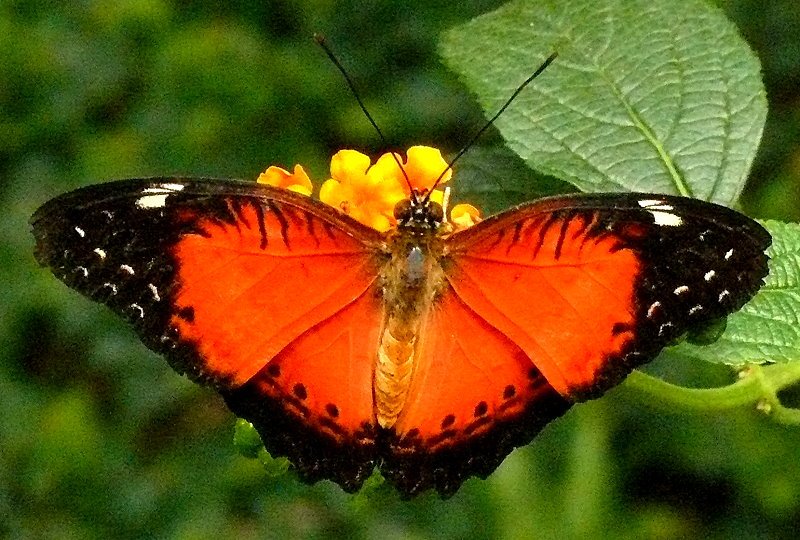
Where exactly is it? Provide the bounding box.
[622,363,800,425]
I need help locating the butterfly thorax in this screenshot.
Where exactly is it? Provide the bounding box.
[375,203,448,429]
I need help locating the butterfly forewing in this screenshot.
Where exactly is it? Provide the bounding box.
[31,178,388,489]
[443,193,771,399]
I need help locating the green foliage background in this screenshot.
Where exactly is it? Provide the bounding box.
[2,0,799,538]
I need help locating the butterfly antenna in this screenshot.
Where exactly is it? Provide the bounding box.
[314,34,417,201]
[422,51,558,203]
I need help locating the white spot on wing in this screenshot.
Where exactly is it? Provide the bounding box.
[74,226,85,238]
[674,285,689,295]
[93,248,106,259]
[135,184,186,208]
[158,183,185,191]
[120,264,134,275]
[638,199,666,208]
[689,305,703,316]
[102,282,117,295]
[647,301,661,319]
[704,270,716,282]
[142,183,185,194]
[650,210,683,227]
[130,303,144,318]
[136,194,169,208]
[148,283,161,302]
[725,248,734,260]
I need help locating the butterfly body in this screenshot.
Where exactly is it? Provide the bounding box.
[31,177,770,497]
[376,202,450,428]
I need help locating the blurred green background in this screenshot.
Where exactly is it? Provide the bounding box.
[2,1,800,538]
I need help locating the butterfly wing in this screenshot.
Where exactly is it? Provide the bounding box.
[31,178,387,490]
[445,193,770,397]
[33,184,772,497]
[383,283,570,497]
[384,193,770,496]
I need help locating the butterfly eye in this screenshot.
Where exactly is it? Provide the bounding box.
[393,199,413,222]
[428,201,444,224]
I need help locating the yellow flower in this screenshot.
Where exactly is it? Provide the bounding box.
[255,146,481,232]
[319,146,454,232]
[318,150,405,231]
[257,164,312,196]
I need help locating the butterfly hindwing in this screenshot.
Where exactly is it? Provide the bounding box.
[224,283,384,491]
[383,283,570,497]
[31,178,387,489]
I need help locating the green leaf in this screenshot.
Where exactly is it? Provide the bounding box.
[450,143,574,215]
[232,418,263,459]
[233,418,291,476]
[685,317,728,346]
[257,449,291,478]
[440,0,767,204]
[669,221,800,365]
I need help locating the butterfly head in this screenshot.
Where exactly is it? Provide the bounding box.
[393,192,445,232]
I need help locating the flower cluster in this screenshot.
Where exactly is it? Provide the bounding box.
[257,146,480,232]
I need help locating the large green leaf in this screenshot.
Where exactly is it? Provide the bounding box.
[440,0,767,204]
[669,221,800,365]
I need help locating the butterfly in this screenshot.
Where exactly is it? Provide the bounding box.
[30,146,770,498]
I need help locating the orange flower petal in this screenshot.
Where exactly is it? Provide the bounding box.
[366,213,393,233]
[330,149,371,182]
[257,164,312,196]
[405,146,451,191]
[370,152,405,188]
[253,147,466,233]
[450,203,482,229]
[322,150,409,230]
[319,178,352,214]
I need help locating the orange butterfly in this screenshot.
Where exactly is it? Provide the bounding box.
[31,145,769,497]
